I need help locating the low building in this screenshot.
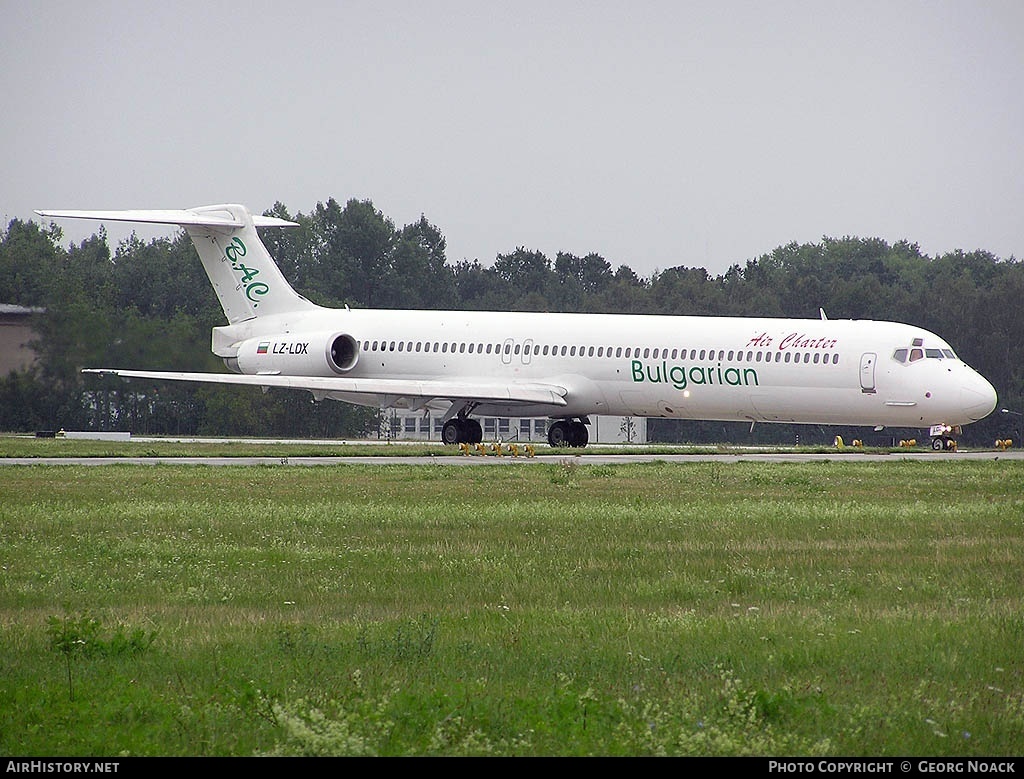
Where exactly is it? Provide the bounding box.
[380,410,647,444]
[0,304,45,374]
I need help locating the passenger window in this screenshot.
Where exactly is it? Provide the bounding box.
[588,346,595,357]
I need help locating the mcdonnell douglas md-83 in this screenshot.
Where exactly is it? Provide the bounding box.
[36,204,998,449]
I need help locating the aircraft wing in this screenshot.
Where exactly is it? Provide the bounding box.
[83,369,568,408]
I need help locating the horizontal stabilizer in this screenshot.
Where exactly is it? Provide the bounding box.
[35,207,297,229]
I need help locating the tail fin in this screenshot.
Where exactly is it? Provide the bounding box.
[35,204,318,323]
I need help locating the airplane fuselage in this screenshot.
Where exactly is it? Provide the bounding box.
[214,308,996,429]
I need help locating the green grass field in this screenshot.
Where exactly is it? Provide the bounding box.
[1,455,1021,756]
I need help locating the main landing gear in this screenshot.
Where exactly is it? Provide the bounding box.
[441,416,483,445]
[547,418,589,448]
[440,413,590,449]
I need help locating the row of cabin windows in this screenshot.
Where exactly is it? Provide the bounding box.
[360,340,842,365]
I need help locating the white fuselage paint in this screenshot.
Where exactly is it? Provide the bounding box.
[216,308,997,428]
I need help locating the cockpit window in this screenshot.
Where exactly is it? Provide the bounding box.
[894,345,958,365]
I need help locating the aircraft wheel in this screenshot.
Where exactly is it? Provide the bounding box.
[442,419,462,445]
[467,419,483,444]
[568,421,589,448]
[547,420,570,447]
[931,437,945,451]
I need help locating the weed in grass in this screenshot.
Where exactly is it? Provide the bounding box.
[355,616,438,662]
[46,612,157,701]
[550,458,580,486]
[255,671,397,757]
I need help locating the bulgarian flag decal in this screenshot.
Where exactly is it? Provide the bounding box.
[257,341,270,354]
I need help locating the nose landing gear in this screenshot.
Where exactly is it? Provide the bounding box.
[929,424,961,451]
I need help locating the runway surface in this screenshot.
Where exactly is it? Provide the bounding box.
[3,450,1023,466]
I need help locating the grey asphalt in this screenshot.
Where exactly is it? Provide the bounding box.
[3,450,1022,466]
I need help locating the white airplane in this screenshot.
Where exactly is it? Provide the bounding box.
[36,204,998,449]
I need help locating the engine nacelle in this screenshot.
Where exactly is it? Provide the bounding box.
[226,332,359,375]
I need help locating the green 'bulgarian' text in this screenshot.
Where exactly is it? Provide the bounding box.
[631,359,759,391]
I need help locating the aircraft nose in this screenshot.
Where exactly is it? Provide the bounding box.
[962,374,998,421]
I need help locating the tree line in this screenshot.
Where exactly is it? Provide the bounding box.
[2,197,1021,445]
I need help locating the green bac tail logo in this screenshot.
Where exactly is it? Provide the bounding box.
[224,237,269,305]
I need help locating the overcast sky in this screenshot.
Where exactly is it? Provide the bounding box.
[3,0,1022,279]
